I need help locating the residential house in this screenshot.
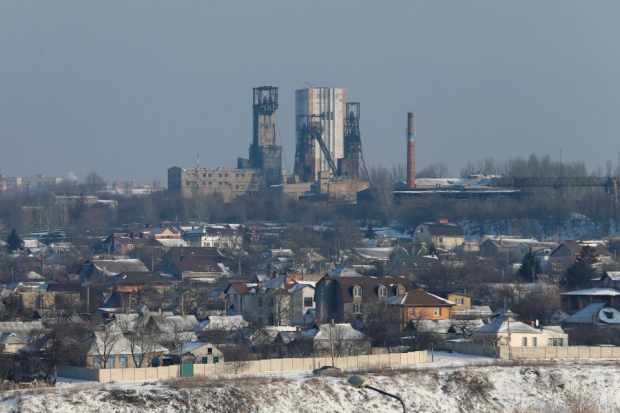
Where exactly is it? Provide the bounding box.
[102,234,147,255]
[315,276,412,323]
[162,260,228,282]
[169,342,223,365]
[561,288,620,311]
[135,225,180,240]
[412,219,465,251]
[380,289,454,330]
[549,241,612,266]
[183,225,241,249]
[301,323,370,356]
[82,326,166,368]
[104,272,179,293]
[194,315,250,344]
[225,275,315,326]
[77,259,148,283]
[164,247,225,263]
[447,292,471,312]
[144,314,199,344]
[351,247,394,269]
[472,317,568,347]
[561,303,620,344]
[0,333,28,353]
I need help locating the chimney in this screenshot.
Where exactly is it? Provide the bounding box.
[438,218,448,224]
[407,113,416,189]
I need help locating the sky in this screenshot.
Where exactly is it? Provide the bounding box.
[1,1,619,183]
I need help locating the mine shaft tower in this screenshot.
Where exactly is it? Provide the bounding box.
[339,103,369,181]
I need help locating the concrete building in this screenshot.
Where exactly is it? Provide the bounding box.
[295,87,347,181]
[167,166,264,201]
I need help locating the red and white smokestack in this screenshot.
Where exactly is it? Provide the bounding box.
[407,113,416,189]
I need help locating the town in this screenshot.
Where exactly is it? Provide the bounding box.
[1,84,620,413]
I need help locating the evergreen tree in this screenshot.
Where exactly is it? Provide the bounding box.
[518,249,541,282]
[6,228,23,252]
[563,246,598,290]
[364,223,375,239]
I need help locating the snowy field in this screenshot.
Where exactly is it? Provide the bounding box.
[1,352,620,412]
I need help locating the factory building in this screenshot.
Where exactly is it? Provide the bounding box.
[167,167,264,202]
[294,87,347,181]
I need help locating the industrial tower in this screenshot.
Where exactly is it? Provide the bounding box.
[238,86,283,186]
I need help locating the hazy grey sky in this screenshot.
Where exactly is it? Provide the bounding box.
[1,1,619,182]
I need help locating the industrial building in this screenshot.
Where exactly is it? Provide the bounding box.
[169,85,371,203]
[237,86,283,186]
[168,86,283,201]
[294,87,347,182]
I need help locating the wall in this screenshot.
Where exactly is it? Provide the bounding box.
[447,341,620,360]
[58,350,427,383]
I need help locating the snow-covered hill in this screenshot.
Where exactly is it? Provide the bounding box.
[2,353,619,413]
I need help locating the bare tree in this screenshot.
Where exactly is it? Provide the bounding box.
[417,163,450,179]
[89,324,123,369]
[369,165,395,224]
[84,172,106,195]
[357,304,402,349]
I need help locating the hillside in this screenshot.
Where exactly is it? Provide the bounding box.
[2,353,619,413]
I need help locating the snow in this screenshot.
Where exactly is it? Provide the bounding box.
[4,353,620,412]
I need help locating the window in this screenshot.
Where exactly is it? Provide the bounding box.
[207,348,213,355]
[202,357,208,364]
[548,338,564,346]
[120,356,128,368]
[455,298,464,306]
[235,185,239,189]
[203,173,207,178]
[353,303,361,314]
[235,173,239,177]
[353,286,362,298]
[219,173,222,177]
[439,237,444,243]
[135,355,142,367]
[108,357,116,369]
[522,337,528,346]
[395,285,406,295]
[304,297,313,307]
[213,356,220,364]
[434,307,442,316]
[378,285,387,298]
[532,337,537,347]
[241,185,245,190]
[225,173,228,177]
[208,173,212,177]
[93,356,103,369]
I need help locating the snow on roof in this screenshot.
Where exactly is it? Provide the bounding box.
[149,315,198,333]
[453,306,493,317]
[561,288,620,296]
[473,317,541,334]
[353,247,394,261]
[0,321,43,338]
[563,303,620,325]
[303,324,366,341]
[90,259,149,275]
[196,315,248,331]
[156,239,188,248]
[169,342,217,356]
[328,266,363,277]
